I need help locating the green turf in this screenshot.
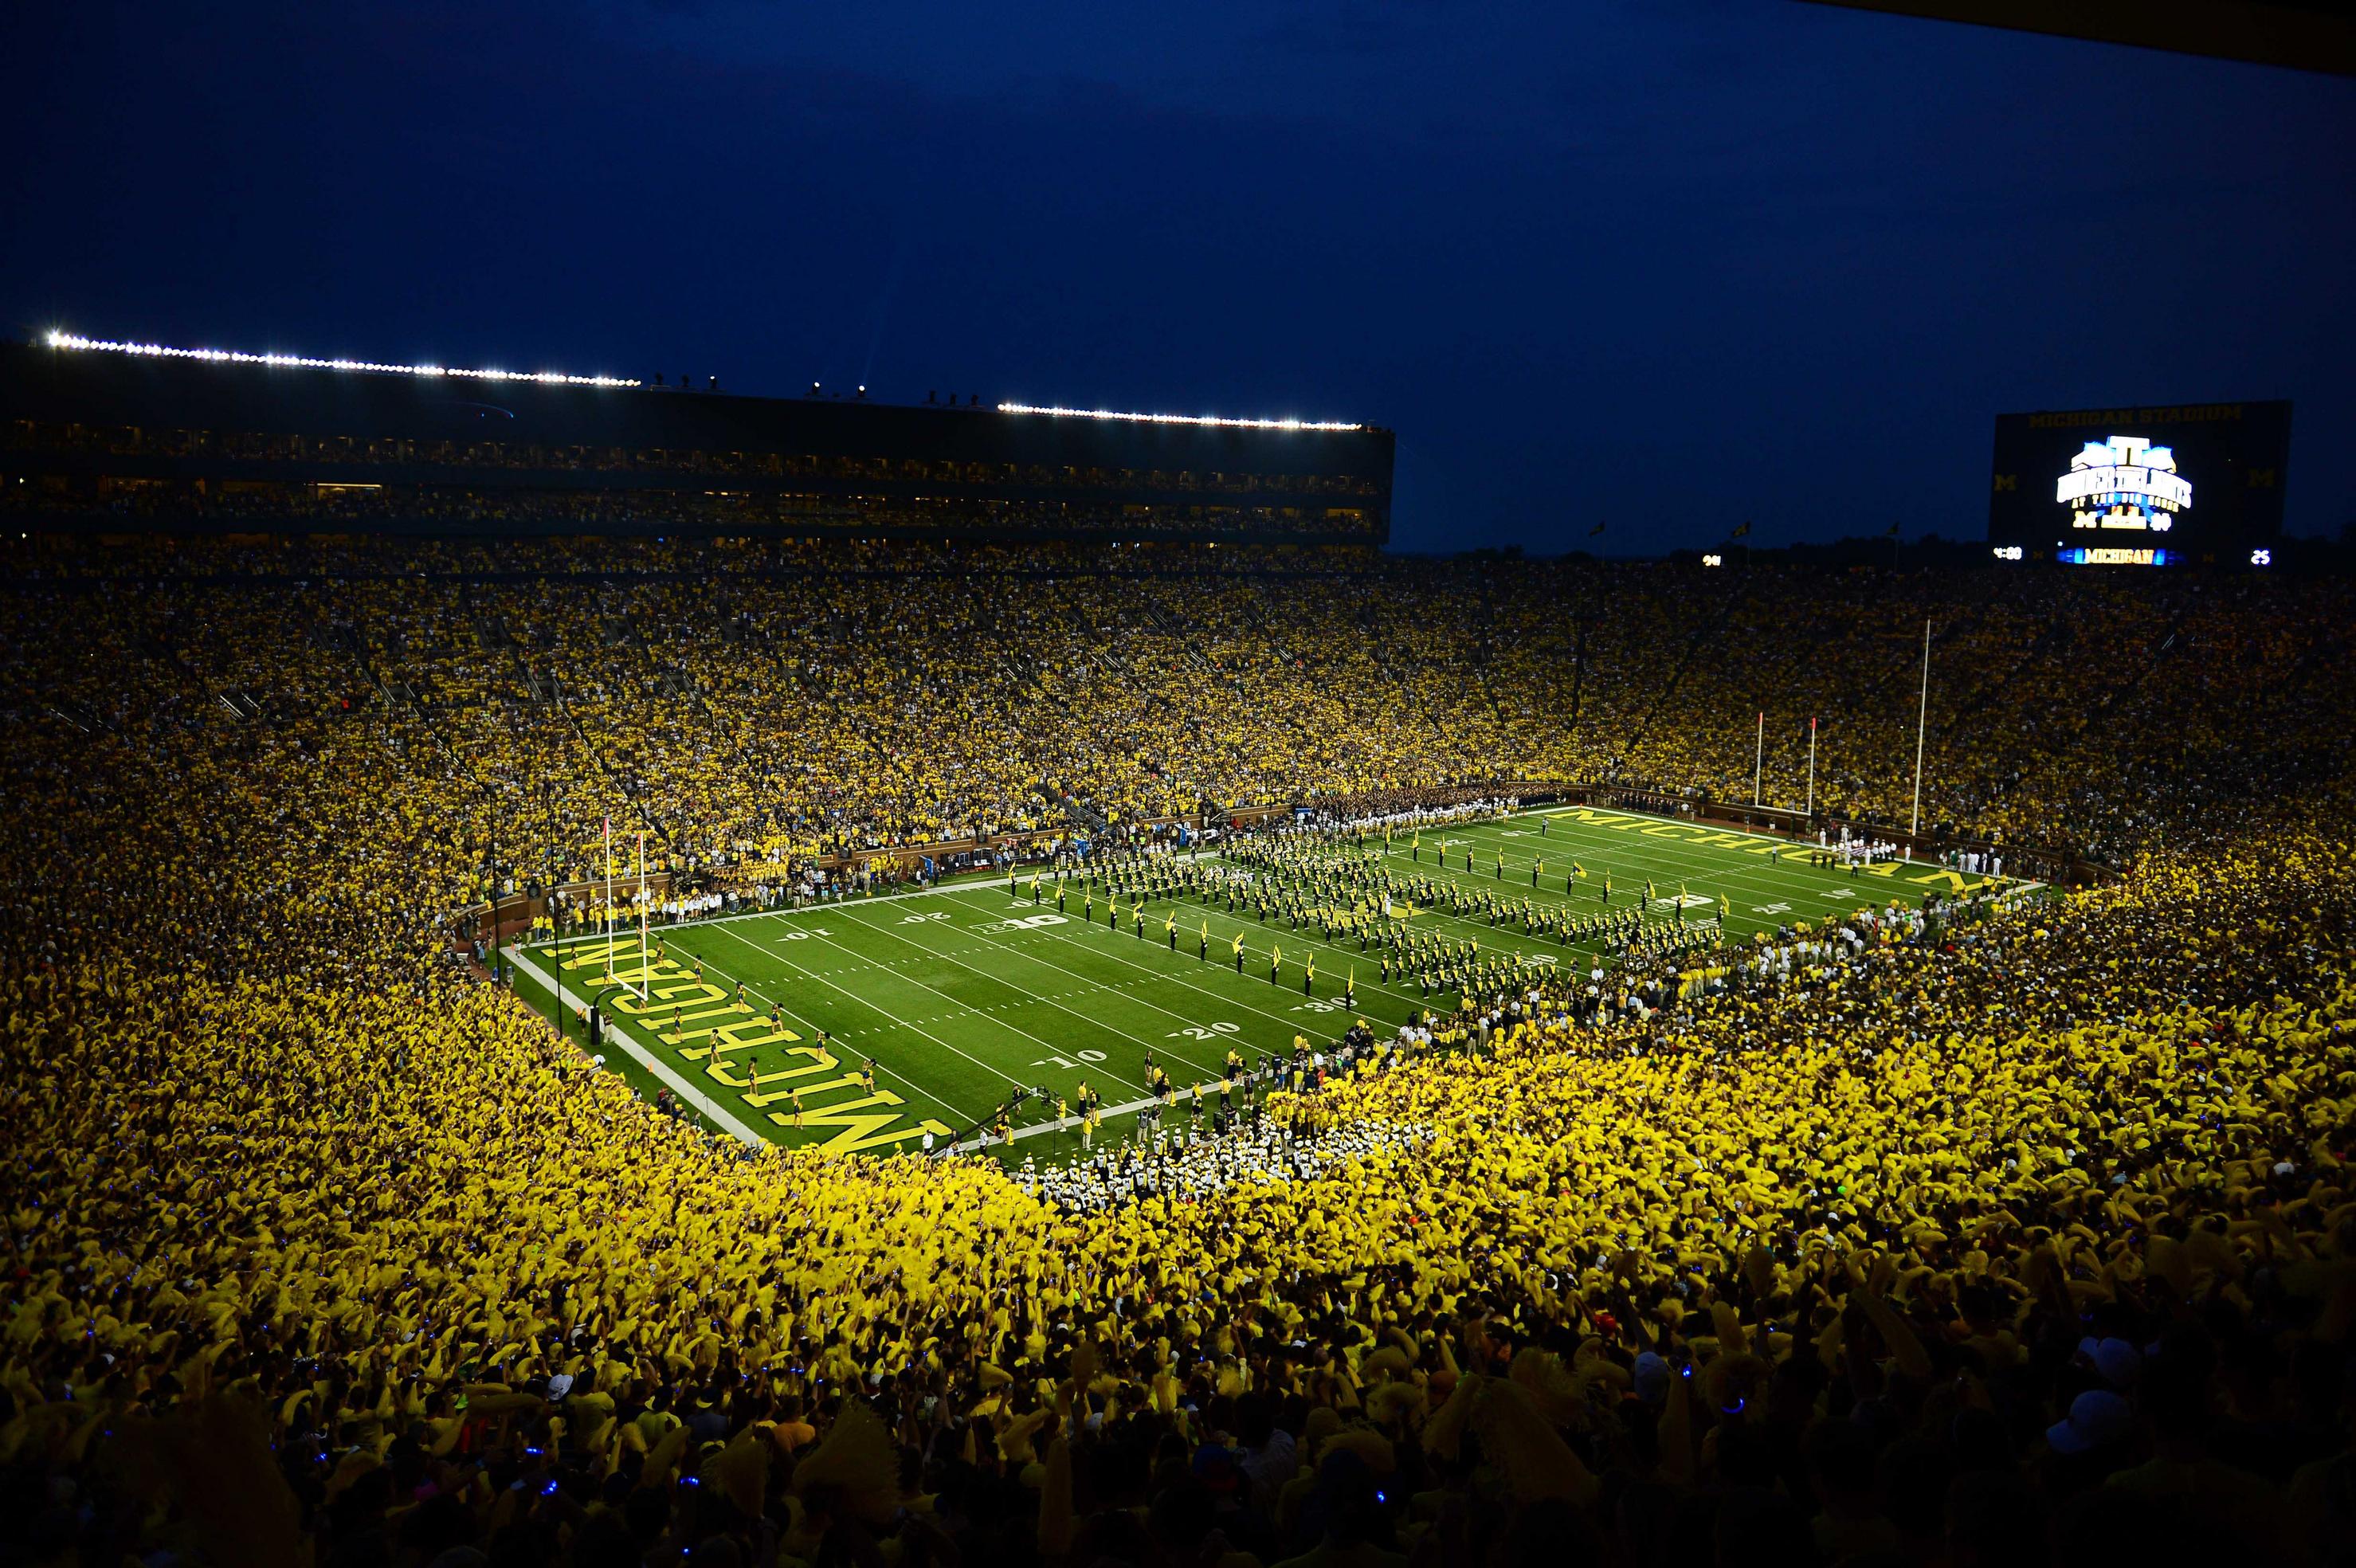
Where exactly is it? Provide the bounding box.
[506,804,2015,1159]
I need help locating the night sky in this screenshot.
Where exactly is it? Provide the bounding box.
[5,2,2350,554]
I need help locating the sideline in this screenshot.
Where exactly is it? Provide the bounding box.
[504,946,769,1148]
[1515,803,1968,880]
[535,809,1516,950]
[543,865,1053,947]
[538,799,1997,955]
[948,1089,1174,1156]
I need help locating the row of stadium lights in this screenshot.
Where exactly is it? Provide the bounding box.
[995,402,1363,432]
[44,331,642,388]
[41,332,1360,430]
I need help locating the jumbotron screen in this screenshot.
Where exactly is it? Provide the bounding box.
[1988,401,2291,566]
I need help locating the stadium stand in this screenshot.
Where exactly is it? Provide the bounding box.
[2,523,2354,1566]
[5,532,2346,866]
[2,360,2352,1566]
[0,341,1394,545]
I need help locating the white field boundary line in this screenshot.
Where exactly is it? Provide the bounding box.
[1243,799,1997,907]
[712,828,1585,962]
[667,933,973,1129]
[523,807,1565,951]
[704,920,1046,1099]
[499,808,1762,1154]
[505,806,1892,1143]
[857,891,1392,1085]
[547,883,1598,1013]
[541,869,1022,947]
[504,946,768,1148]
[823,900,1222,1073]
[537,857,1233,947]
[514,935,1127,1156]
[522,810,1566,947]
[1513,804,1991,880]
[530,802,2009,957]
[701,910,1230,1151]
[1382,822,2015,928]
[950,1089,1175,1155]
[931,884,1441,1018]
[1425,814,1977,889]
[724,915,1164,1102]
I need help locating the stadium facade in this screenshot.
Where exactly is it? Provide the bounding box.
[0,336,1394,544]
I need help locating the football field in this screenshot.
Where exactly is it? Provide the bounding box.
[504,805,2017,1160]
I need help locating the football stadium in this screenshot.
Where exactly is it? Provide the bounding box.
[5,6,2355,1566]
[512,800,2021,1160]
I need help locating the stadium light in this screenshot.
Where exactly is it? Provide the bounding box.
[997,402,1362,432]
[41,330,639,388]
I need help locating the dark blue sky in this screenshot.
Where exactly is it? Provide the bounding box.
[5,1,2350,552]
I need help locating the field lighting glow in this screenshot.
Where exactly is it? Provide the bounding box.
[42,331,640,388]
[997,402,1362,432]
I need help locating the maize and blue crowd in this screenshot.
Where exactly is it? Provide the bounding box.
[2,535,2354,1567]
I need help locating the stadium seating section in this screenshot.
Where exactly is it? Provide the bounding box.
[2,533,2353,1566]
[0,414,1390,542]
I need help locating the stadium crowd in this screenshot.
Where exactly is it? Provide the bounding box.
[2,534,2354,1566]
[3,534,2348,872]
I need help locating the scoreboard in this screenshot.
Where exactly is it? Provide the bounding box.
[1988,401,2291,566]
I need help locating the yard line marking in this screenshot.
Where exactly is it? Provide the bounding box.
[503,947,768,1148]
[936,884,1421,1037]
[555,809,1996,1085]
[661,941,969,1128]
[707,921,1042,1103]
[732,919,1157,1100]
[1411,809,1989,898]
[826,901,1190,1073]
[948,1088,1202,1155]
[902,894,1357,1066]
[989,884,1455,1005]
